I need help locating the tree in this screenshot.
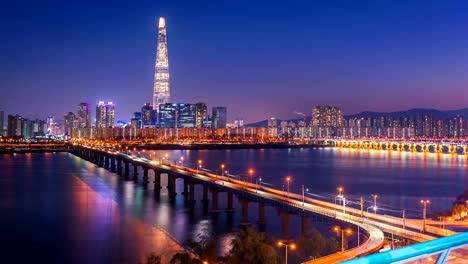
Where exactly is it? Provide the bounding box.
[143,253,161,264]
[297,228,326,261]
[227,227,278,264]
[452,204,466,219]
[323,238,340,255]
[170,253,201,264]
[187,226,217,263]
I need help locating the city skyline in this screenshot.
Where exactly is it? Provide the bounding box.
[2,1,468,123]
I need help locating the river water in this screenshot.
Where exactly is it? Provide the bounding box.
[1,148,466,263]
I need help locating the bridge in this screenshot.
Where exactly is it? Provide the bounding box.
[333,139,468,155]
[69,144,460,263]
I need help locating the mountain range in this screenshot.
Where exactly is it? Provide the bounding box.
[245,108,468,127]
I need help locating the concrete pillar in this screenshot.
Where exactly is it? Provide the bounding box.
[202,185,209,203]
[258,202,266,225]
[124,161,130,178]
[301,215,309,236]
[280,210,290,240]
[225,192,234,212]
[210,189,220,212]
[153,170,161,190]
[117,159,122,175]
[104,156,109,170]
[168,175,176,197]
[183,181,189,195]
[240,199,249,225]
[133,163,138,179]
[142,167,149,184]
[110,157,116,172]
[189,182,195,204]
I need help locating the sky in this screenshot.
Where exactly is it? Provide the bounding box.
[2,0,468,123]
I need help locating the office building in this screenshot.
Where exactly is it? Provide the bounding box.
[212,107,227,128]
[141,103,153,126]
[153,17,170,111]
[158,103,177,128]
[7,115,22,138]
[195,102,207,128]
[178,104,196,128]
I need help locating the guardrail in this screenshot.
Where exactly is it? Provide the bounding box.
[339,232,468,264]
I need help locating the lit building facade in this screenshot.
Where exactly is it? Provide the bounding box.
[96,101,115,128]
[77,103,91,128]
[212,107,227,128]
[159,103,177,128]
[0,110,3,137]
[178,104,196,128]
[141,103,153,126]
[312,106,344,128]
[195,102,207,128]
[153,17,170,111]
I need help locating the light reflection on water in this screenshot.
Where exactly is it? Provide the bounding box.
[1,148,466,262]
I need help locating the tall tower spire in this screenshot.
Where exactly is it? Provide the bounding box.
[153,17,170,111]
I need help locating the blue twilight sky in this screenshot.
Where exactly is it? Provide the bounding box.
[1,0,468,123]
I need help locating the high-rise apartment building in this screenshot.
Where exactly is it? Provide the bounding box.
[63,112,77,136]
[212,107,227,128]
[195,102,207,128]
[77,103,91,128]
[312,106,344,127]
[153,17,170,111]
[96,101,115,128]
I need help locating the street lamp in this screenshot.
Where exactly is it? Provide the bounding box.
[248,168,254,184]
[197,159,203,172]
[333,226,353,253]
[179,156,184,166]
[286,176,291,197]
[335,187,345,214]
[221,164,225,176]
[277,241,296,264]
[372,194,378,213]
[421,199,430,233]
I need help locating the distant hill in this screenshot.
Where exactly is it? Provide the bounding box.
[245,108,468,127]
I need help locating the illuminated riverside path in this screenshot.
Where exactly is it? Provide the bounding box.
[70,145,461,263]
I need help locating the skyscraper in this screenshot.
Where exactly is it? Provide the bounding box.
[212,107,227,128]
[77,103,91,128]
[141,103,153,126]
[177,104,196,128]
[153,17,170,111]
[195,102,207,128]
[158,103,177,128]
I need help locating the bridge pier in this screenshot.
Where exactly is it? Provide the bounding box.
[301,215,309,236]
[202,185,209,204]
[240,198,249,225]
[123,161,130,179]
[110,157,116,172]
[209,189,220,212]
[188,182,195,205]
[133,163,138,181]
[168,175,176,197]
[225,192,234,212]
[142,167,149,185]
[104,156,109,169]
[117,159,122,175]
[258,202,266,226]
[153,170,161,190]
[280,210,290,240]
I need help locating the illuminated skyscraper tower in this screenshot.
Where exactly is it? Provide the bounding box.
[153,17,170,111]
